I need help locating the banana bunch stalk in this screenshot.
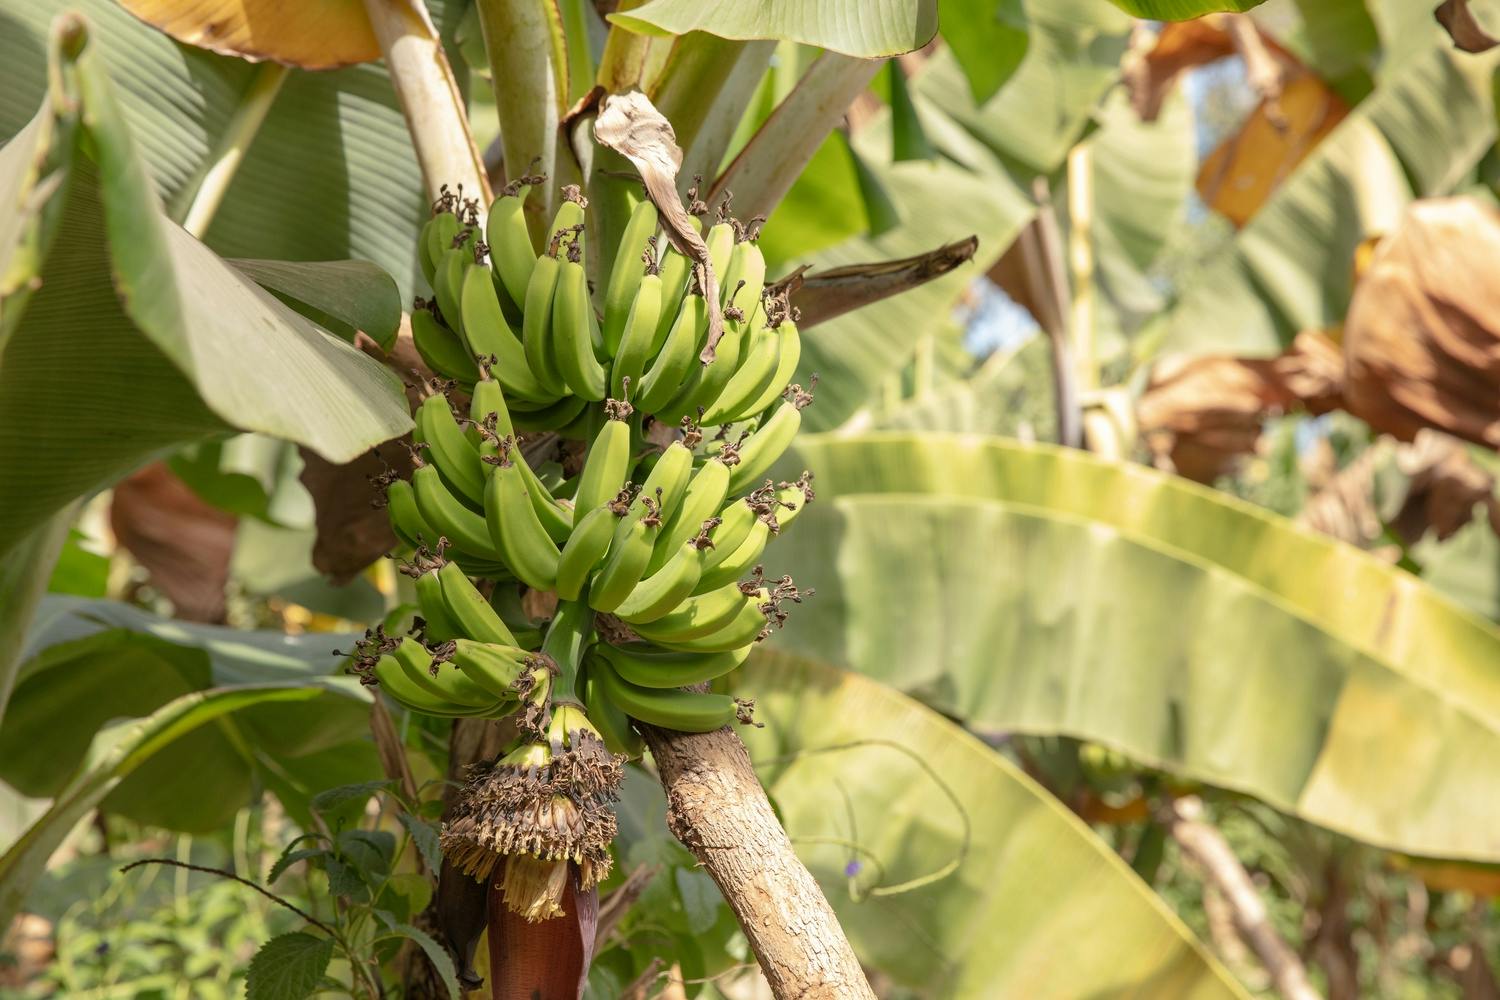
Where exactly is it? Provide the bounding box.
[353,173,821,925]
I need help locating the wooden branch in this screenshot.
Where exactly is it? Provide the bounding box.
[775,236,978,331]
[640,722,876,1000]
[362,0,493,207]
[1162,797,1322,1000]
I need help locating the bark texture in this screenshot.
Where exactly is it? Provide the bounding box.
[641,723,876,1000]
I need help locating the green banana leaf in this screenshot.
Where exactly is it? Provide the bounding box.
[610,0,939,58]
[229,259,401,350]
[1107,0,1266,16]
[937,0,1028,105]
[737,651,1247,998]
[0,682,331,929]
[0,19,411,556]
[1146,25,1499,356]
[0,597,373,834]
[0,508,77,729]
[765,432,1500,862]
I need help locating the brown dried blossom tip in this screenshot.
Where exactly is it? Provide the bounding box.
[604,397,634,421]
[502,160,547,196]
[566,238,582,265]
[431,183,458,216]
[413,295,441,319]
[746,215,767,242]
[784,375,817,410]
[607,483,637,516]
[439,708,623,922]
[679,416,702,449]
[641,242,660,275]
[686,175,707,217]
[642,491,663,528]
[716,429,750,469]
[715,191,735,224]
[735,698,762,728]
[561,184,587,208]
[692,517,721,549]
[472,238,490,266]
[451,227,473,251]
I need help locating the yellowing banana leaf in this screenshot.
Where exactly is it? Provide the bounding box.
[0,18,410,556]
[117,0,381,69]
[738,651,1248,999]
[1146,27,1499,356]
[0,597,372,834]
[767,432,1500,861]
[610,0,938,58]
[0,682,328,929]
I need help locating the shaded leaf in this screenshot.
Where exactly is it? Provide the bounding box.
[109,462,237,623]
[769,432,1500,861]
[268,845,329,885]
[885,60,933,162]
[230,259,402,351]
[1107,0,1266,16]
[0,509,77,729]
[399,812,443,874]
[311,780,393,822]
[740,652,1246,998]
[44,530,108,599]
[0,683,325,926]
[118,0,380,68]
[937,0,1028,104]
[245,931,335,1000]
[380,921,460,1000]
[611,0,938,58]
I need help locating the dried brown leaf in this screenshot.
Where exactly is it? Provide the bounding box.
[1437,0,1500,53]
[110,463,236,623]
[118,0,379,69]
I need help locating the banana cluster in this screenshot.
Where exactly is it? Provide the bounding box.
[362,179,816,747]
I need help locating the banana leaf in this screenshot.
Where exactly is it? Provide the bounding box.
[610,0,938,58]
[765,432,1500,861]
[738,651,1248,999]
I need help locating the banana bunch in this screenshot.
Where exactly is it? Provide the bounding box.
[360,176,820,749]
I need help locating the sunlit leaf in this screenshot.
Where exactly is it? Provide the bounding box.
[611,0,938,58]
[1106,0,1266,17]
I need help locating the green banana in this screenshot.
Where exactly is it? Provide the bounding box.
[552,242,608,401]
[434,246,473,336]
[374,650,495,717]
[719,318,800,425]
[612,531,711,623]
[411,307,480,383]
[414,393,486,509]
[385,478,436,551]
[510,392,588,434]
[698,320,781,426]
[481,428,574,542]
[421,211,460,287]
[634,290,706,413]
[695,518,770,593]
[485,179,540,307]
[602,198,658,355]
[609,267,662,400]
[704,221,735,296]
[437,561,519,645]
[459,262,552,403]
[719,236,766,314]
[483,450,560,591]
[645,457,730,575]
[650,590,769,653]
[629,581,753,643]
[449,638,532,702]
[556,503,622,601]
[634,441,695,523]
[589,656,739,732]
[521,238,568,397]
[595,641,750,689]
[412,464,505,561]
[653,215,702,352]
[580,656,644,757]
[698,496,758,564]
[725,388,811,494]
[549,186,587,260]
[656,318,741,425]
[573,407,632,518]
[589,505,659,613]
[392,636,497,709]
[411,561,463,642]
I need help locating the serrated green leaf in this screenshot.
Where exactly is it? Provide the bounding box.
[311,780,392,823]
[610,0,938,57]
[268,846,330,886]
[338,829,396,879]
[245,932,334,1000]
[379,922,460,999]
[324,857,369,902]
[398,812,443,874]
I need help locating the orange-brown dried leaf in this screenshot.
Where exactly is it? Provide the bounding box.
[1343,197,1500,450]
[1137,355,1292,482]
[119,0,380,69]
[110,462,236,623]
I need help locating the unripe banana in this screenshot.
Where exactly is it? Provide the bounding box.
[385,478,437,552]
[653,216,702,352]
[374,651,493,717]
[634,441,694,523]
[449,638,533,702]
[719,318,800,425]
[555,503,621,602]
[634,291,706,414]
[698,497,758,563]
[548,186,587,260]
[725,389,811,494]
[646,457,730,576]
[602,199,658,355]
[580,656,645,758]
[694,519,770,594]
[459,262,553,404]
[650,590,769,653]
[589,656,739,732]
[412,464,505,561]
[698,321,780,426]
[437,561,519,645]
[656,318,742,425]
[589,508,659,613]
[509,392,588,435]
[610,270,662,399]
[421,211,460,287]
[628,581,753,643]
[483,451,560,592]
[613,530,711,624]
[720,236,766,314]
[486,178,541,307]
[412,562,464,642]
[551,242,609,401]
[521,239,568,397]
[434,246,474,337]
[595,641,751,689]
[414,393,486,510]
[411,308,480,383]
[392,636,497,709]
[704,221,735,295]
[573,406,632,519]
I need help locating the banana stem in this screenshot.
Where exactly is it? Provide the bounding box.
[175,61,288,239]
[640,719,877,1000]
[362,0,493,208]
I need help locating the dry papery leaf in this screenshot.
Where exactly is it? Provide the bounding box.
[110,462,236,623]
[1344,197,1500,451]
[119,0,380,68]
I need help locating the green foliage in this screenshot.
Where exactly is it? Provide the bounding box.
[246,932,335,1000]
[610,0,939,57]
[1106,0,1266,15]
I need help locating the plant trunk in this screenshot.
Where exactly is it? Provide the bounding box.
[640,722,876,1000]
